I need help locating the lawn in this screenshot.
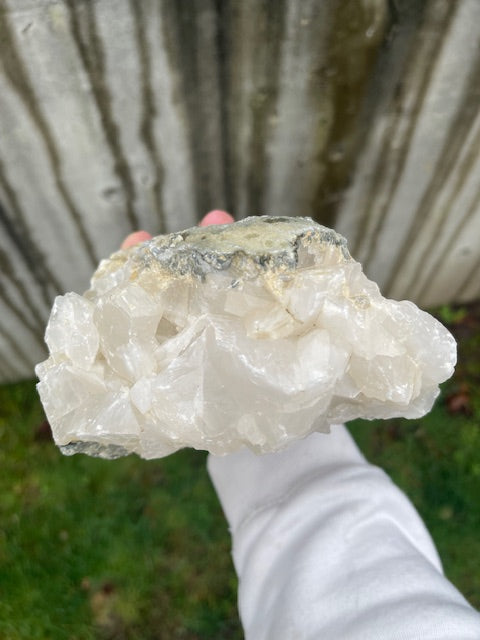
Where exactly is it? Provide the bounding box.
[0,385,241,640]
[0,305,479,638]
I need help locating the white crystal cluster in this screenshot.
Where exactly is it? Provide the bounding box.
[36,216,456,459]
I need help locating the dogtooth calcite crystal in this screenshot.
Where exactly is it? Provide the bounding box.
[36,216,456,459]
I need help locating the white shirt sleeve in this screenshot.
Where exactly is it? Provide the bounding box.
[208,424,480,640]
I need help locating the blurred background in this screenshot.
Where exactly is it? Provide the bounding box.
[0,0,479,637]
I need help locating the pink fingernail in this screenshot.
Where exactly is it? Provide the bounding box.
[199,210,235,227]
[121,230,152,249]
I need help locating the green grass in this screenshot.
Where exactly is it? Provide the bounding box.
[0,382,242,639]
[1,306,479,637]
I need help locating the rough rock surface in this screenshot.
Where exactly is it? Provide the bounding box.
[36,216,456,459]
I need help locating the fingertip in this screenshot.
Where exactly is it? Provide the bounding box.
[121,230,152,249]
[199,210,235,227]
[120,213,234,249]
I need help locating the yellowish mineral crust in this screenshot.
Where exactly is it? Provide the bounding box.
[36,216,456,459]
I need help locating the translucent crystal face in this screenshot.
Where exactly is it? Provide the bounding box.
[36,216,456,459]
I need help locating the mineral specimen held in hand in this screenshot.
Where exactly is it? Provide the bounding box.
[36,216,456,459]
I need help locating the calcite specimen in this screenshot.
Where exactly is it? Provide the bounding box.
[36,216,456,459]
